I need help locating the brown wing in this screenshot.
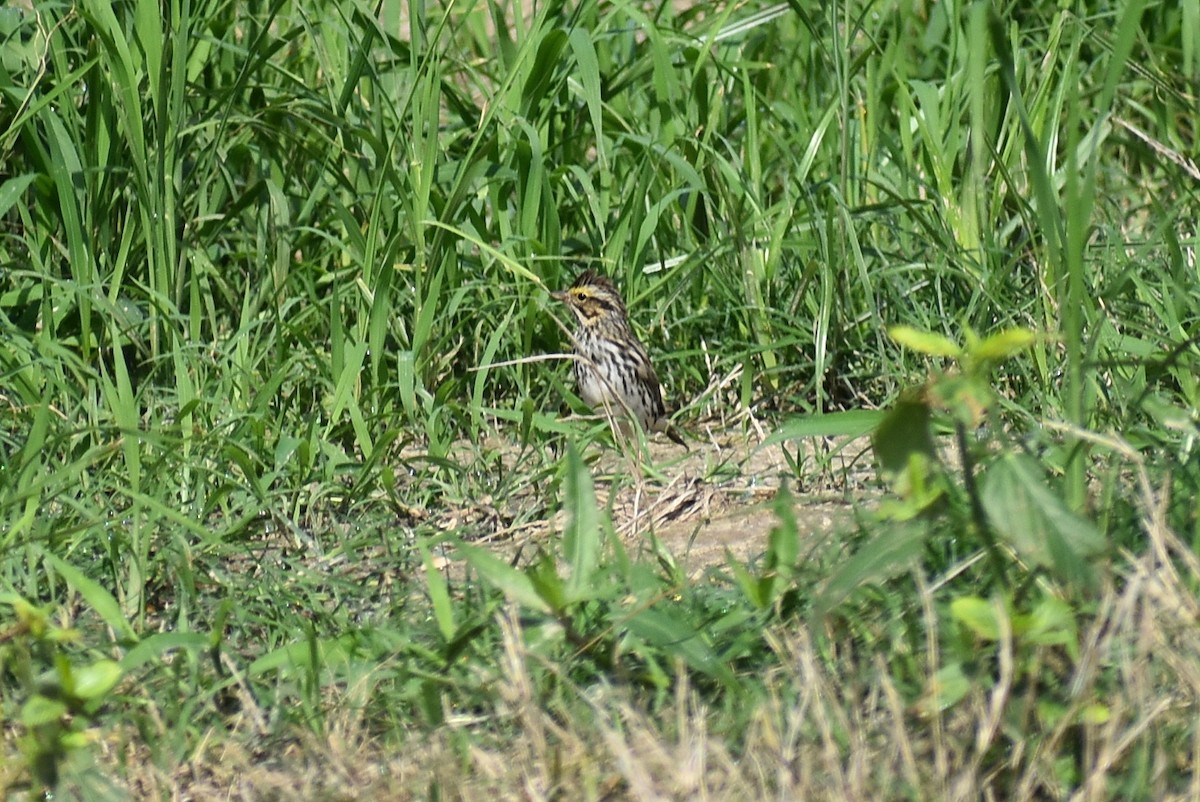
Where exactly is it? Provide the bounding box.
[630,338,666,414]
[632,337,687,446]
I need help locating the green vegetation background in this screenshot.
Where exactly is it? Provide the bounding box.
[2,0,1199,798]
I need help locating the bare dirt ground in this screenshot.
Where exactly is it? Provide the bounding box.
[460,427,880,573]
[607,430,876,567]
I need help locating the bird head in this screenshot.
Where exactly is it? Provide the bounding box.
[551,270,628,326]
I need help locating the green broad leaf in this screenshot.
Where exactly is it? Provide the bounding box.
[483,405,578,434]
[328,339,368,430]
[980,453,1106,587]
[223,443,265,499]
[273,436,304,471]
[40,551,137,643]
[210,600,234,652]
[396,350,418,419]
[765,483,798,579]
[0,173,36,218]
[727,553,769,609]
[416,678,445,727]
[562,443,600,604]
[950,596,1002,641]
[248,634,356,677]
[1037,699,1069,730]
[971,327,1036,362]
[871,395,937,478]
[513,118,547,244]
[1142,394,1197,432]
[568,28,605,167]
[457,544,553,614]
[0,592,28,609]
[2,594,49,636]
[22,695,67,728]
[70,660,122,701]
[134,0,163,97]
[624,607,738,690]
[634,189,690,267]
[521,29,569,113]
[888,325,962,357]
[813,522,926,618]
[60,732,91,750]
[920,663,971,715]
[762,409,884,446]
[1023,596,1079,659]
[471,302,516,431]
[419,541,456,642]
[916,662,974,715]
[519,397,536,445]
[875,452,946,520]
[527,552,567,612]
[119,632,209,672]
[930,372,992,428]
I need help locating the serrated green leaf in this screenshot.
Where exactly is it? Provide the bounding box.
[980,453,1106,587]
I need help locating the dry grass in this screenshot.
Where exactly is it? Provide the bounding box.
[5,422,1194,801]
[87,483,1199,801]
[6,425,1198,801]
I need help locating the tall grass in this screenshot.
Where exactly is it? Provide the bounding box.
[2,0,1199,798]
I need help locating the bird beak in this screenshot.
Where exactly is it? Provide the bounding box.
[550,290,567,303]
